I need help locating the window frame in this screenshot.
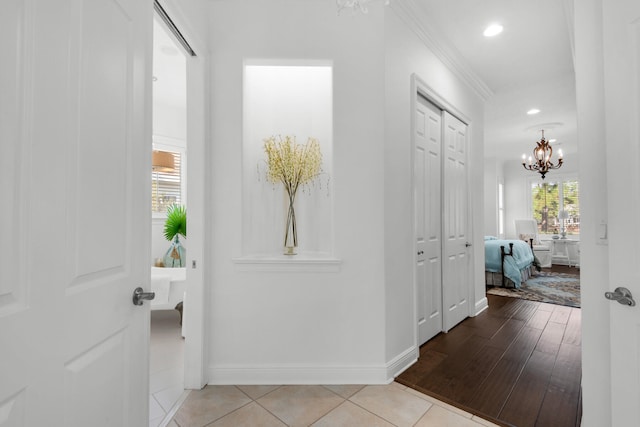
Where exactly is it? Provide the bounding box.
[498,181,505,238]
[525,173,580,238]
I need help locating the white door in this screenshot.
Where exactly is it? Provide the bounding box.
[0,0,152,425]
[442,112,470,331]
[415,95,443,345]
[603,0,640,424]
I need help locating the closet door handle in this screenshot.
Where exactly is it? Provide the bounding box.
[465,242,472,247]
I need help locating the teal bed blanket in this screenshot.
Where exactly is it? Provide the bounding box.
[484,237,534,288]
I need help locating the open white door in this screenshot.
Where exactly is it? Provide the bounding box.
[0,0,152,425]
[602,0,640,424]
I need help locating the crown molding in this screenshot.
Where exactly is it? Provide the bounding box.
[390,0,494,101]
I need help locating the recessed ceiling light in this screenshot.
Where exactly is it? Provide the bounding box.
[527,108,541,115]
[549,138,557,143]
[483,24,503,37]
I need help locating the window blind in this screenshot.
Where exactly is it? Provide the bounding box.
[152,150,181,213]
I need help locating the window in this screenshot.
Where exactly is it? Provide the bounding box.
[152,148,183,213]
[530,178,580,236]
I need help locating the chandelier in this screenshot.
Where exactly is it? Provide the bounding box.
[336,0,390,14]
[521,130,563,179]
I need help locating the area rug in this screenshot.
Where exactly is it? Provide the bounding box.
[486,271,580,308]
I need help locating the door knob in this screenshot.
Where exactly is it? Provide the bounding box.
[417,251,424,255]
[132,287,155,306]
[605,287,636,306]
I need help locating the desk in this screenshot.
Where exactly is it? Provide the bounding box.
[542,239,580,267]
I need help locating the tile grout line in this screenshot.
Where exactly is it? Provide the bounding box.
[159,390,190,427]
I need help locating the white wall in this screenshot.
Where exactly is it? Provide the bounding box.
[383,5,487,364]
[203,0,486,384]
[484,157,502,237]
[207,0,388,383]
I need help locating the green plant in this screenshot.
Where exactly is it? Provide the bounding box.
[164,204,187,241]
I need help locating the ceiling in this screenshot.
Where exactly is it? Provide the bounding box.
[153,17,187,111]
[414,0,577,162]
[153,0,578,162]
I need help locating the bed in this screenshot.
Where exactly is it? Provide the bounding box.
[484,236,535,288]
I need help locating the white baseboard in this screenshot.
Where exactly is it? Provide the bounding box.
[386,345,418,379]
[207,347,419,385]
[474,296,489,316]
[208,364,390,385]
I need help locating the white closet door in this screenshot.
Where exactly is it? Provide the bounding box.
[442,111,470,332]
[415,95,443,345]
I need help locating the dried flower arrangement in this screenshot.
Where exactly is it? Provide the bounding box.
[263,135,323,254]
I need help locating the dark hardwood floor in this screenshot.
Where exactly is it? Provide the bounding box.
[397,267,582,427]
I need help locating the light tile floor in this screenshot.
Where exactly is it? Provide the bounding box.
[169,382,501,427]
[151,310,500,427]
[150,310,187,427]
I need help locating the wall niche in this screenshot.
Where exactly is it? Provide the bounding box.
[241,61,334,259]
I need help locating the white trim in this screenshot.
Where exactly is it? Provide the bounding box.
[474,297,489,316]
[392,1,494,101]
[232,255,342,272]
[207,345,418,385]
[153,0,210,391]
[386,346,419,380]
[208,364,392,385]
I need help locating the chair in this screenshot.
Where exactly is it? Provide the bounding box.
[514,219,552,268]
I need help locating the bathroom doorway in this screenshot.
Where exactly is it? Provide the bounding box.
[149,3,194,425]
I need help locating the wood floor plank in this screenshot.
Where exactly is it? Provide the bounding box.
[400,287,581,427]
[537,301,557,312]
[549,305,572,324]
[486,317,527,350]
[468,326,543,416]
[417,335,489,394]
[465,357,524,417]
[535,343,582,427]
[563,309,582,346]
[464,313,511,338]
[423,324,477,355]
[397,349,447,385]
[499,350,556,427]
[503,326,544,362]
[526,308,552,330]
[512,300,541,322]
[535,320,566,355]
[440,344,505,404]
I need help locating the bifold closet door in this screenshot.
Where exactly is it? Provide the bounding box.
[415,95,443,345]
[442,111,470,332]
